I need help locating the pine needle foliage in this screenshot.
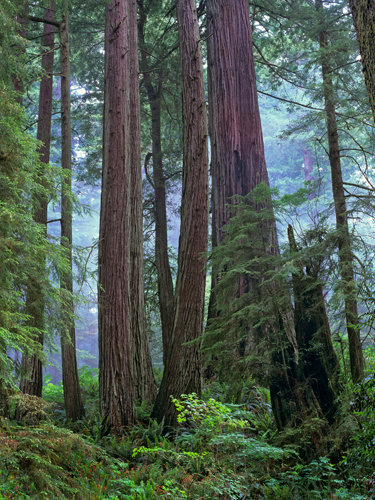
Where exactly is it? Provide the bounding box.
[203,180,375,390]
[0,88,66,393]
[0,3,82,414]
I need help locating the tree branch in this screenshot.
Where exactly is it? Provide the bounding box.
[343,181,374,192]
[27,15,61,28]
[144,152,154,188]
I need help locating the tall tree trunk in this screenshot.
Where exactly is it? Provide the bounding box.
[303,148,319,221]
[60,1,85,421]
[316,0,364,383]
[204,0,341,432]
[19,3,55,401]
[150,94,175,363]
[128,0,156,405]
[138,2,175,364]
[207,0,272,246]
[151,0,209,427]
[349,0,375,123]
[204,0,277,377]
[98,0,135,433]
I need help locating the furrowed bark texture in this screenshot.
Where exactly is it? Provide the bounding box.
[204,0,340,432]
[205,0,279,373]
[349,0,375,123]
[316,0,364,383]
[151,0,209,427]
[98,0,135,432]
[207,0,272,245]
[60,3,85,421]
[128,0,156,405]
[139,2,174,364]
[19,3,55,400]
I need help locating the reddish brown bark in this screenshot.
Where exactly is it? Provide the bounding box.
[19,3,55,401]
[98,0,135,432]
[60,1,85,421]
[207,0,272,246]
[349,0,375,123]
[316,0,364,383]
[128,0,156,405]
[204,0,340,431]
[138,2,174,364]
[205,0,278,372]
[151,0,209,427]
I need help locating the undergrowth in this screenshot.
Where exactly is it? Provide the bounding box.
[0,367,373,499]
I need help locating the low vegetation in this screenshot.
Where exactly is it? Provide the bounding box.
[1,366,374,499]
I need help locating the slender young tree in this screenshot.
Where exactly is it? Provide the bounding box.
[128,0,156,404]
[19,3,55,400]
[98,0,135,432]
[151,0,209,427]
[316,0,364,383]
[349,0,375,123]
[60,0,85,420]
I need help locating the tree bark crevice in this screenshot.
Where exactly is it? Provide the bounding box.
[151,0,209,428]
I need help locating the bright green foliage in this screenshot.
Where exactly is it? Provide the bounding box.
[131,393,295,499]
[43,366,99,429]
[2,369,374,499]
[0,87,64,388]
[170,393,247,429]
[204,183,288,385]
[264,456,368,499]
[339,372,375,494]
[0,0,82,397]
[204,179,375,391]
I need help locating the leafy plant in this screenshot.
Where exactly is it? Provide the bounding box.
[131,393,294,499]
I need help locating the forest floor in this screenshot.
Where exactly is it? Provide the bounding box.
[0,367,374,499]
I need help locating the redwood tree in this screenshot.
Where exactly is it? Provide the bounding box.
[205,0,341,431]
[19,3,55,399]
[205,0,278,371]
[151,0,209,427]
[128,0,156,405]
[349,0,375,123]
[98,0,135,432]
